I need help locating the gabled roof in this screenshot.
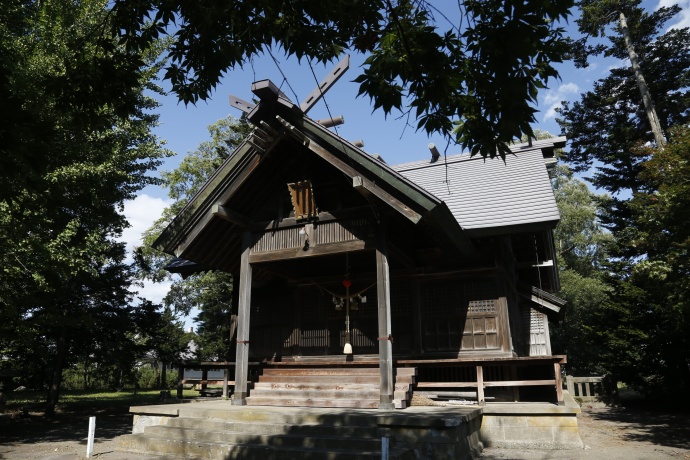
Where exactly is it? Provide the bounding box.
[394,137,565,237]
[153,81,476,272]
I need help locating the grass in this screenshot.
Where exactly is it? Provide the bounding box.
[3,389,200,415]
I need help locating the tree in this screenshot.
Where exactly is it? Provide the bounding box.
[110,0,573,159]
[559,2,690,196]
[134,301,191,389]
[0,0,170,415]
[557,2,690,399]
[575,0,673,147]
[549,163,613,375]
[608,126,690,401]
[138,116,252,361]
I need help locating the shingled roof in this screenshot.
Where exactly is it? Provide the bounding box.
[394,137,566,238]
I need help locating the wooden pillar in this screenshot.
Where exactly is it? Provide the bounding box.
[554,361,564,406]
[476,365,485,406]
[232,234,253,405]
[377,244,395,410]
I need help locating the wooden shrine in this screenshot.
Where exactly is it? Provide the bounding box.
[154,79,568,410]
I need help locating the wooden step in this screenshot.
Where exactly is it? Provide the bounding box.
[246,396,380,409]
[261,367,417,376]
[249,388,411,400]
[253,382,412,391]
[247,366,415,410]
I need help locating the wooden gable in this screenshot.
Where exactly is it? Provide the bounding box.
[153,80,476,278]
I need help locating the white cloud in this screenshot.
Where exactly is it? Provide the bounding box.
[120,194,173,253]
[132,278,173,305]
[542,82,580,120]
[120,193,175,309]
[656,1,690,30]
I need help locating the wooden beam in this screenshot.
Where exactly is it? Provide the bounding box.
[276,118,422,225]
[300,55,350,113]
[249,239,371,264]
[232,234,253,406]
[353,176,422,224]
[174,153,262,257]
[212,204,251,228]
[228,94,255,114]
[386,240,416,269]
[252,207,373,232]
[416,380,557,388]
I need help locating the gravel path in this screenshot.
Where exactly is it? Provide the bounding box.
[1,403,688,459]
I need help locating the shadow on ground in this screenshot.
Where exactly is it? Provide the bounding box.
[0,411,132,446]
[586,402,690,450]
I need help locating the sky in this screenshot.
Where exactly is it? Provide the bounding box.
[120,0,690,320]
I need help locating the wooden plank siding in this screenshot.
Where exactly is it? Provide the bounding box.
[244,273,517,360]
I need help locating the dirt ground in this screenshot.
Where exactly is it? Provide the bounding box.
[1,403,689,460]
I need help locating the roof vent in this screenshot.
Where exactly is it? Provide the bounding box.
[428,143,440,163]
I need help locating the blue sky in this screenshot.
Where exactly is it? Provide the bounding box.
[121,0,690,312]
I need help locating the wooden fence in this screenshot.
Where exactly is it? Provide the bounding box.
[566,375,608,402]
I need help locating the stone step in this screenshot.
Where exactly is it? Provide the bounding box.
[175,407,382,426]
[246,396,381,409]
[119,434,414,459]
[143,426,383,451]
[164,417,376,438]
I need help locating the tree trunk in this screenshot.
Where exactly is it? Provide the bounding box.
[619,12,666,148]
[161,362,167,389]
[45,329,68,416]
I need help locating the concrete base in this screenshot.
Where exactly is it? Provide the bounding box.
[125,393,583,458]
[479,391,583,450]
[126,402,482,459]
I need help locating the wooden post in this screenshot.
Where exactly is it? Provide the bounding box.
[554,362,564,405]
[510,365,519,402]
[176,365,184,399]
[201,369,208,391]
[233,234,253,405]
[377,244,395,410]
[223,367,230,399]
[476,365,485,406]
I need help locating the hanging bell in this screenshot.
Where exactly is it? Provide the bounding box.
[343,331,352,354]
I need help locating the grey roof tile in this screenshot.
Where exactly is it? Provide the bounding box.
[393,142,560,233]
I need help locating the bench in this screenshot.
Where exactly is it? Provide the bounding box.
[181,379,236,396]
[175,361,258,399]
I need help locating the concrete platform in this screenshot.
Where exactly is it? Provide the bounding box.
[124,402,483,459]
[123,392,583,458]
[480,391,584,450]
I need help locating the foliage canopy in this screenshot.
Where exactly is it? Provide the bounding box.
[110,0,573,159]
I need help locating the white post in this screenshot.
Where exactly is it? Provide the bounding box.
[381,436,390,460]
[86,416,96,458]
